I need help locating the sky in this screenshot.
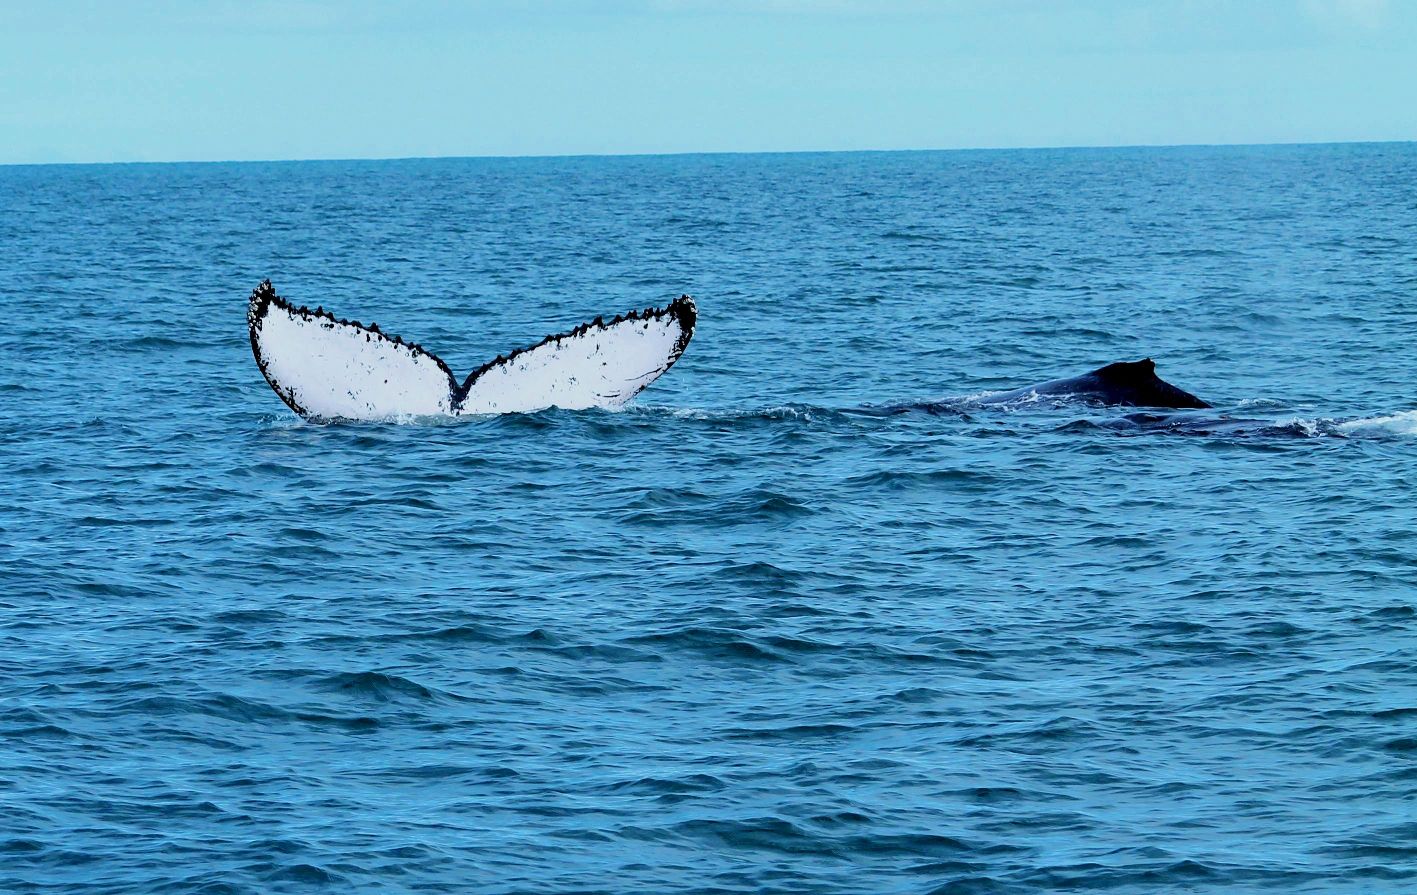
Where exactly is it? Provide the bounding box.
[1,0,1414,164]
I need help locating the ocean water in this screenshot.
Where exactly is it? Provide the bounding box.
[2,144,1415,894]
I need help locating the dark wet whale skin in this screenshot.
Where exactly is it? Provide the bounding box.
[1081,412,1288,437]
[977,358,1211,409]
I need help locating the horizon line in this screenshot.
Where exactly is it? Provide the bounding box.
[3,137,1413,169]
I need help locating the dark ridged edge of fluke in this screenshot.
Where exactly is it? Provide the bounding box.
[453,294,697,406]
[246,279,459,419]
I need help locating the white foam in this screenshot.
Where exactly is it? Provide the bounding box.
[1275,416,1324,437]
[1336,410,1417,437]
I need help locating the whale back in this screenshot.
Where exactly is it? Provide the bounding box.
[977,358,1211,408]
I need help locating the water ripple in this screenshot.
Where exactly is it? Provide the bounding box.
[3,146,1416,894]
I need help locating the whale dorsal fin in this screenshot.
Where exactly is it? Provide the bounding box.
[1094,358,1157,381]
[1091,358,1211,409]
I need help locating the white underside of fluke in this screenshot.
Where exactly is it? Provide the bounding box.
[247,282,696,422]
[456,309,692,415]
[252,299,457,419]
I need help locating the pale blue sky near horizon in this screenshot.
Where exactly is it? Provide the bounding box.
[1,0,1415,165]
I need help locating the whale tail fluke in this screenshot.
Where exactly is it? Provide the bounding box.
[248,281,460,420]
[456,294,696,415]
[248,281,696,421]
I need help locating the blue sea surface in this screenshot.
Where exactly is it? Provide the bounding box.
[2,144,1416,894]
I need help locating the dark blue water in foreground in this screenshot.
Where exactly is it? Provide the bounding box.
[3,145,1416,894]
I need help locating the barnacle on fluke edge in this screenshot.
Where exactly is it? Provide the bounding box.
[247,280,696,421]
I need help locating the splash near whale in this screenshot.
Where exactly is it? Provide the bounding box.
[248,280,696,421]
